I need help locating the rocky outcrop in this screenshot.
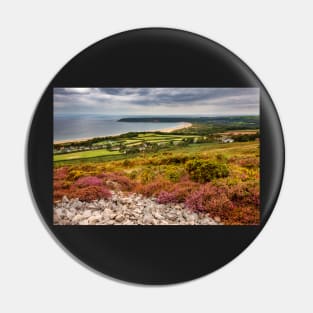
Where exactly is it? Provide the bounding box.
[53,192,221,225]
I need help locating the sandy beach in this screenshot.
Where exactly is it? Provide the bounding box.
[54,122,192,144]
[158,122,192,133]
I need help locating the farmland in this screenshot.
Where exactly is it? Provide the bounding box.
[53,133,202,162]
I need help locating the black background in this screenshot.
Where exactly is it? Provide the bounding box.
[27,28,284,284]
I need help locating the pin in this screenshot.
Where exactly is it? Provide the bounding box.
[27,28,284,284]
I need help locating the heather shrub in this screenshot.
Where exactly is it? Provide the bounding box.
[74,176,103,187]
[227,206,259,225]
[101,172,135,191]
[157,180,199,204]
[54,189,68,201]
[53,181,65,190]
[186,159,229,183]
[69,185,111,201]
[135,177,171,197]
[79,164,96,171]
[236,157,259,169]
[185,184,233,214]
[54,167,69,180]
[228,182,259,207]
[157,191,179,203]
[61,181,72,189]
[67,169,86,180]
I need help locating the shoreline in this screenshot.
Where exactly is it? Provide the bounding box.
[54,122,192,144]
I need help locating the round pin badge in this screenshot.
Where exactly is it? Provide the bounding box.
[27,28,284,284]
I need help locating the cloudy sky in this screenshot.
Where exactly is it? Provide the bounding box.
[54,88,259,116]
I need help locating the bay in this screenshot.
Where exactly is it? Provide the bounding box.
[54,114,186,141]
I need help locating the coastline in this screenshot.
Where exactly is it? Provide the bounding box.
[54,122,192,144]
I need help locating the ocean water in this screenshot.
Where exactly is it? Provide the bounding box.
[54,114,185,141]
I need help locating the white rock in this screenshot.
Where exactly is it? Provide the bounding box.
[115,214,124,222]
[214,216,221,223]
[103,208,113,215]
[153,211,164,220]
[167,213,177,221]
[78,219,89,225]
[88,216,100,225]
[72,214,84,224]
[55,208,64,218]
[82,210,92,218]
[66,210,75,219]
[123,220,134,225]
[143,213,154,224]
[74,200,83,209]
[185,212,198,222]
[53,192,223,226]
[109,213,117,219]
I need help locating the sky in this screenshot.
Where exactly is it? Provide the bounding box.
[54,88,259,116]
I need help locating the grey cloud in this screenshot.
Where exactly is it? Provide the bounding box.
[54,88,259,115]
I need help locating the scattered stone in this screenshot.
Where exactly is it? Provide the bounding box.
[53,191,221,226]
[143,213,154,224]
[62,195,69,203]
[82,210,92,218]
[55,208,64,218]
[103,208,113,215]
[167,213,178,221]
[74,200,83,209]
[79,219,89,225]
[200,217,217,225]
[153,211,164,220]
[72,214,84,224]
[115,214,124,222]
[88,216,100,225]
[214,216,221,223]
[66,210,75,220]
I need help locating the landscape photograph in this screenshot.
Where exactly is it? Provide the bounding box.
[53,88,260,225]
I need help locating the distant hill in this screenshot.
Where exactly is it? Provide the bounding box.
[118,116,259,128]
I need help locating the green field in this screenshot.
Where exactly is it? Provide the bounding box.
[54,133,201,163]
[53,149,121,162]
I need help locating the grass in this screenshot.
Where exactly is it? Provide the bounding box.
[90,134,191,147]
[53,149,122,162]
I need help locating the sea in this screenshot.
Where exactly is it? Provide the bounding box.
[54,114,186,142]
